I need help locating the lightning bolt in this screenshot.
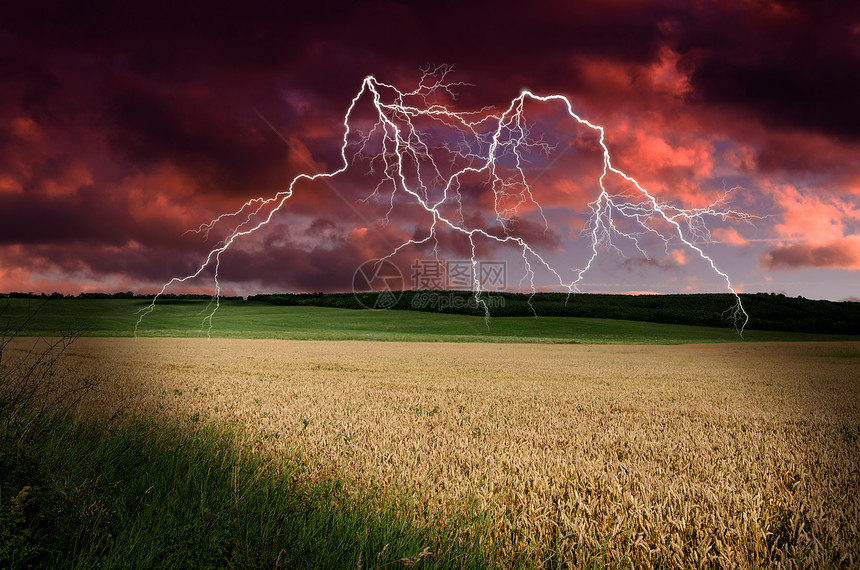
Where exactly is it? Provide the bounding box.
[136,66,755,336]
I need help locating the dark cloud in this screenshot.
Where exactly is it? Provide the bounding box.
[763,241,860,269]
[104,74,289,196]
[0,55,63,124]
[1,1,676,104]
[674,1,860,140]
[485,217,563,252]
[0,185,132,245]
[304,218,337,238]
[620,255,681,273]
[214,235,378,292]
[0,240,210,286]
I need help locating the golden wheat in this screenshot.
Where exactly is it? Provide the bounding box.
[24,337,859,568]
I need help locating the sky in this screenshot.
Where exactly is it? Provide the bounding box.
[1,0,859,301]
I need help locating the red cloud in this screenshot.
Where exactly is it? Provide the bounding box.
[712,227,748,246]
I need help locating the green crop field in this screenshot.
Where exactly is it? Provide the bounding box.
[3,297,859,344]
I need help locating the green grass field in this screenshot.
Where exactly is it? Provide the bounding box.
[4,298,859,344]
[0,414,487,569]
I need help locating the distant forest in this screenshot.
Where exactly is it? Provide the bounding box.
[2,290,858,335]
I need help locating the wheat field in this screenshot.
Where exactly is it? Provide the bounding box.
[28,337,860,568]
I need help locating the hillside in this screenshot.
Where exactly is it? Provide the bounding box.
[249,291,860,335]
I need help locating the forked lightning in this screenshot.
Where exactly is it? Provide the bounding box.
[137,68,753,336]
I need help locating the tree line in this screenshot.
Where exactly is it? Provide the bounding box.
[249,291,860,335]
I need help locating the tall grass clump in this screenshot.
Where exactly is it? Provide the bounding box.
[0,303,97,446]
[0,305,495,569]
